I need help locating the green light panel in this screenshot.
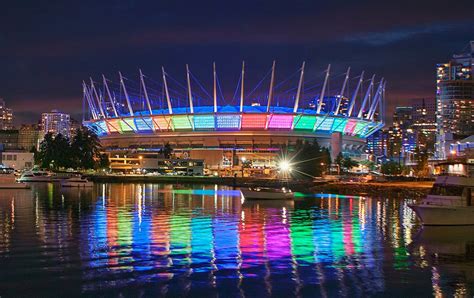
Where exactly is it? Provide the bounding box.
[353,122,369,136]
[172,115,193,130]
[293,115,316,131]
[119,118,136,132]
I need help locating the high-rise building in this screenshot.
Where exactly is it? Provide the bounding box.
[18,124,41,150]
[435,41,474,159]
[366,129,389,157]
[412,98,437,153]
[0,129,19,151]
[0,98,13,130]
[392,107,416,160]
[41,110,71,138]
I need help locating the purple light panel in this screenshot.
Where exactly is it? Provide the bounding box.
[268,114,294,129]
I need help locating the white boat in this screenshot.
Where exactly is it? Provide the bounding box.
[18,170,53,182]
[0,168,30,189]
[61,177,94,187]
[408,176,474,226]
[241,187,294,200]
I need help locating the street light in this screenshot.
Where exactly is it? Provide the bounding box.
[278,160,292,172]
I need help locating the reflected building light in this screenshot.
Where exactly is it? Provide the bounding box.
[137,184,143,227]
[431,266,442,297]
[11,199,14,226]
[102,184,106,207]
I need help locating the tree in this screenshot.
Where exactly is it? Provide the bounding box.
[37,133,55,168]
[71,127,103,169]
[98,153,110,170]
[52,133,72,169]
[414,147,431,177]
[381,160,403,175]
[335,152,344,169]
[281,139,327,180]
[342,156,359,171]
[359,160,376,172]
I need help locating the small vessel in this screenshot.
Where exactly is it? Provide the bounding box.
[241,187,294,200]
[61,177,94,187]
[18,170,53,182]
[0,167,30,189]
[408,176,474,225]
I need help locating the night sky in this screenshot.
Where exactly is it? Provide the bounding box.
[1,0,473,125]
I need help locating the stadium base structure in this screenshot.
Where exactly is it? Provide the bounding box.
[83,62,385,173]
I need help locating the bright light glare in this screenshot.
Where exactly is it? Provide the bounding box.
[279,160,292,172]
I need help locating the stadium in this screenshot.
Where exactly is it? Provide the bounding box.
[83,62,385,174]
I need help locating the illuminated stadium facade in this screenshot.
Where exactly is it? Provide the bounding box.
[83,62,385,172]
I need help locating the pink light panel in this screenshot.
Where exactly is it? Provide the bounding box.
[268,114,294,129]
[344,119,358,135]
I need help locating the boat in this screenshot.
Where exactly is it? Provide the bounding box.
[0,167,30,189]
[17,170,53,182]
[408,176,474,225]
[61,177,94,187]
[241,187,294,200]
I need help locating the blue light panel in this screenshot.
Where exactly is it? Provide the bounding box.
[193,115,215,130]
[216,115,240,129]
[331,118,347,133]
[316,117,334,131]
[134,117,154,131]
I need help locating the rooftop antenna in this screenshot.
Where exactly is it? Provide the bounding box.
[266,60,276,113]
[139,69,153,115]
[240,61,245,113]
[119,72,134,116]
[161,67,173,114]
[213,62,217,113]
[334,67,350,115]
[367,78,384,120]
[348,71,364,117]
[293,61,305,113]
[90,78,105,118]
[316,64,331,114]
[82,81,98,120]
[103,75,118,118]
[357,74,375,118]
[186,64,194,114]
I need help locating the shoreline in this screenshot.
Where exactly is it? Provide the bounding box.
[86,175,433,196]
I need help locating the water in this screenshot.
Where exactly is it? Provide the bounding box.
[0,183,473,297]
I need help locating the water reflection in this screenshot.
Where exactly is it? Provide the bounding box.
[0,183,472,296]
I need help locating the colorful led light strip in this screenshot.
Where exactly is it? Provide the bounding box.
[241,114,267,129]
[268,114,294,129]
[331,118,347,133]
[315,116,332,131]
[134,117,154,131]
[293,115,317,130]
[119,118,136,132]
[193,115,215,130]
[152,116,172,131]
[216,115,240,129]
[344,119,358,135]
[172,115,193,130]
[106,119,122,133]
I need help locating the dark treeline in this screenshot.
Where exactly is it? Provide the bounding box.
[280,139,331,179]
[34,127,108,170]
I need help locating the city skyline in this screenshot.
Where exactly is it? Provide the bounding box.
[1,0,473,125]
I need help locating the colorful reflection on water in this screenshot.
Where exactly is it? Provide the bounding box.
[0,183,473,296]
